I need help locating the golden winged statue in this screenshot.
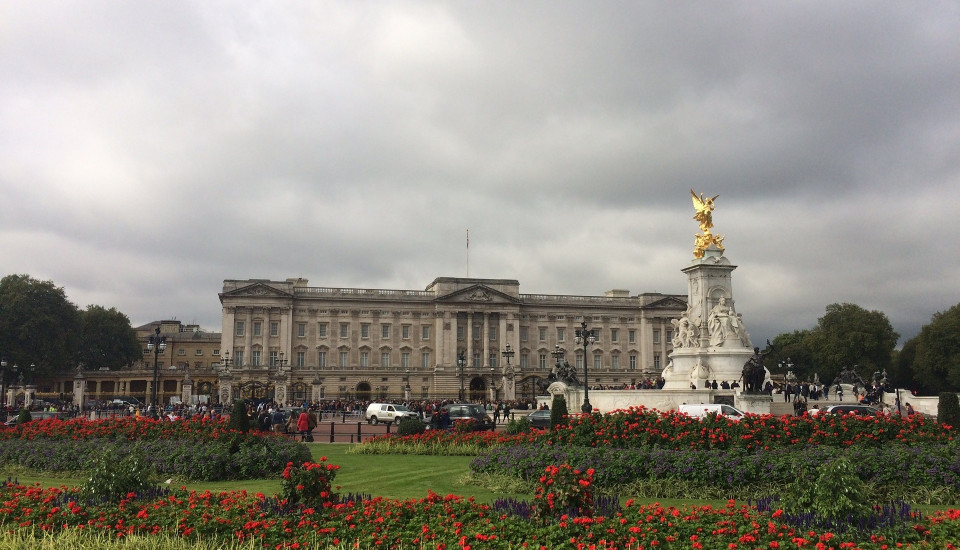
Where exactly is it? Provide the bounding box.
[690,189,725,258]
[691,189,718,232]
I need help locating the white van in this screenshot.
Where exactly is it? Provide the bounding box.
[678,403,745,421]
[364,403,418,425]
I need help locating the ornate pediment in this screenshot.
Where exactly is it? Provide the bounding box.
[220,282,293,299]
[645,296,688,310]
[436,284,521,305]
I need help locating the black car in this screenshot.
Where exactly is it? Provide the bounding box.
[527,409,551,430]
[439,404,494,431]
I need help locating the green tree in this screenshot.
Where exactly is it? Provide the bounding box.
[806,303,899,384]
[78,305,141,370]
[768,330,815,380]
[0,274,81,376]
[908,303,960,393]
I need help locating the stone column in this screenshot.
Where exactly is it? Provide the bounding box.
[73,370,86,410]
[181,374,193,406]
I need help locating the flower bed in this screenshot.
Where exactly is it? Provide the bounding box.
[471,441,960,503]
[2,473,960,548]
[0,417,310,481]
[540,407,957,450]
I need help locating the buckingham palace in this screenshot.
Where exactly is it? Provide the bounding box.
[218,277,686,404]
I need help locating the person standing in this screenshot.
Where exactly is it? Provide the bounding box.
[297,408,311,442]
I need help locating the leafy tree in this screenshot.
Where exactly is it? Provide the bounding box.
[806,303,898,385]
[78,305,141,370]
[0,274,81,376]
[768,330,815,381]
[908,303,960,393]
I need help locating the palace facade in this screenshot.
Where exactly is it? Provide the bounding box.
[218,277,686,404]
[35,277,686,409]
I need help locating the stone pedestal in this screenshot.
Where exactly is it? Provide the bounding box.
[662,246,767,391]
[736,392,773,415]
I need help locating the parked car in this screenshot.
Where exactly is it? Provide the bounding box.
[365,403,418,425]
[823,404,882,416]
[678,403,745,421]
[527,409,552,430]
[439,403,494,431]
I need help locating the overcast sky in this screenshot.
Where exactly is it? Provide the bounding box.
[2,1,958,347]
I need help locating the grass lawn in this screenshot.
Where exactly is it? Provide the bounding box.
[0,443,532,504]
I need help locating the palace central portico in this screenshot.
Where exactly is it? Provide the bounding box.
[218,277,685,404]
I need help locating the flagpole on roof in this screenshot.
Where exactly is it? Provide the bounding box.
[466,229,470,278]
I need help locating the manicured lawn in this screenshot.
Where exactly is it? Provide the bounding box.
[1,443,532,504]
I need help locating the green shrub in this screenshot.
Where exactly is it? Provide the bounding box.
[781,457,870,523]
[550,395,568,430]
[227,399,251,433]
[938,392,960,427]
[505,416,531,435]
[396,416,426,436]
[15,409,31,425]
[78,448,158,502]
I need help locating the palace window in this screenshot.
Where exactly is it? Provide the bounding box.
[339,351,348,366]
[401,352,410,368]
[318,323,327,338]
[653,329,661,344]
[360,351,369,367]
[296,351,305,367]
[422,325,430,340]
[253,321,261,336]
[539,354,547,368]
[318,351,327,368]
[297,323,306,337]
[252,350,261,366]
[629,355,637,370]
[629,329,636,344]
[402,325,410,339]
[270,322,279,337]
[611,328,619,342]
[382,324,391,339]
[361,324,370,339]
[421,352,430,368]
[340,323,349,338]
[235,321,245,337]
[381,352,390,367]
[557,327,565,342]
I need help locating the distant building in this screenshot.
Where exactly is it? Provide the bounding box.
[36,320,221,407]
[218,277,685,403]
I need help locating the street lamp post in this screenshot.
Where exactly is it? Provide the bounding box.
[575,321,596,414]
[147,326,167,414]
[500,344,514,402]
[404,367,411,400]
[551,345,565,367]
[457,351,466,401]
[500,344,514,368]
